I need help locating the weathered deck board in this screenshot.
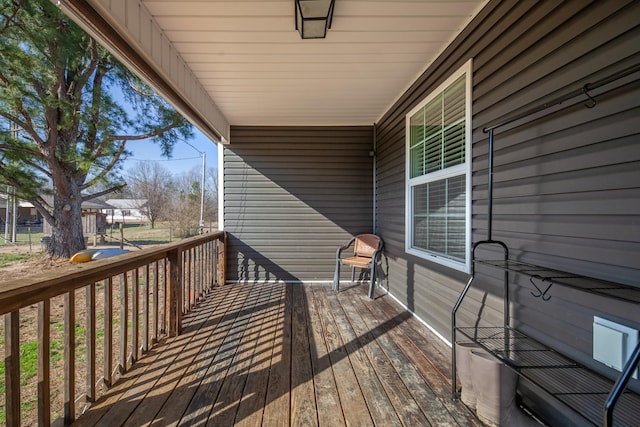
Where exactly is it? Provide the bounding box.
[261,283,292,427]
[306,285,345,427]
[322,287,403,426]
[233,284,282,427]
[364,291,485,427]
[311,284,372,426]
[72,282,481,427]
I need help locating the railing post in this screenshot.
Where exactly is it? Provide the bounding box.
[217,232,226,286]
[168,246,183,337]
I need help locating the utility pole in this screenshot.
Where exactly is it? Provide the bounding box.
[182,139,207,235]
[4,186,10,242]
[11,187,16,243]
[9,121,18,242]
[199,151,206,234]
[4,186,16,243]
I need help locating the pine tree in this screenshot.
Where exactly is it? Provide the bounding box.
[0,0,192,257]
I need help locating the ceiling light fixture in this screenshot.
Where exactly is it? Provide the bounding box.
[295,0,335,39]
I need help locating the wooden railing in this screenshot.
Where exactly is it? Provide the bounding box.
[0,231,226,426]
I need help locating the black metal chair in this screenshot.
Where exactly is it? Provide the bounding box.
[333,234,383,299]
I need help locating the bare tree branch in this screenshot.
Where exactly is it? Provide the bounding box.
[110,117,182,142]
[82,140,127,190]
[30,198,55,225]
[0,143,42,158]
[0,6,20,35]
[82,182,127,202]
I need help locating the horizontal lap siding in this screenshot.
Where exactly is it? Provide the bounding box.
[225,126,373,283]
[375,0,640,396]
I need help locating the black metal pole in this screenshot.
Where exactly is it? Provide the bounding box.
[603,341,640,426]
[487,128,494,241]
[483,63,639,134]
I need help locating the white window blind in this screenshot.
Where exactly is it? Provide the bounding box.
[405,60,471,272]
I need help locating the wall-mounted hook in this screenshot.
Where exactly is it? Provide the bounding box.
[530,275,553,301]
[583,84,596,108]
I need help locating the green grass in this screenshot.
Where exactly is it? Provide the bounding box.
[105,222,174,245]
[0,253,33,268]
[0,229,44,248]
[0,338,61,423]
[0,337,64,393]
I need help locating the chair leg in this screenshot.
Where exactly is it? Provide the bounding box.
[351,267,355,282]
[368,263,376,299]
[333,260,341,291]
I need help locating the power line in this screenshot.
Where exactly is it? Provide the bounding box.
[127,156,202,162]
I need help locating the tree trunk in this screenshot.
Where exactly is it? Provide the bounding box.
[48,191,85,258]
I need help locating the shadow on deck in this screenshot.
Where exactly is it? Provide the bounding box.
[72,282,482,426]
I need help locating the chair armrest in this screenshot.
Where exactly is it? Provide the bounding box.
[336,237,356,259]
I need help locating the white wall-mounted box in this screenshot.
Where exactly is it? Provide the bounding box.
[593,316,638,379]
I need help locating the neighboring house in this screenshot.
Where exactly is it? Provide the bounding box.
[61,1,639,425]
[42,197,113,243]
[104,198,149,224]
[0,195,42,225]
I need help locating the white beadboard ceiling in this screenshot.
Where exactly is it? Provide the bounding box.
[85,0,487,133]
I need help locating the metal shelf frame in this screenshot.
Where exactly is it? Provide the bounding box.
[450,64,640,426]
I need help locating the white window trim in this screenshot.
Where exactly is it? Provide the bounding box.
[404,59,473,273]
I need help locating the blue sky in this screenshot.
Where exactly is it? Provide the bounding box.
[109,81,219,176]
[124,126,219,176]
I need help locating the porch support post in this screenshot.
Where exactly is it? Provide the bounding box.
[168,246,183,337]
[217,232,226,286]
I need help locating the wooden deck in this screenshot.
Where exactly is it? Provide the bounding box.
[72,282,483,427]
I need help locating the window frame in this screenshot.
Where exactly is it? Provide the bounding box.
[404,59,473,273]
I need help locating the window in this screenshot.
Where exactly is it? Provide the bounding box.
[405,60,472,272]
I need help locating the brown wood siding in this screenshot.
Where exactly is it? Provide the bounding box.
[224,126,374,283]
[374,0,640,407]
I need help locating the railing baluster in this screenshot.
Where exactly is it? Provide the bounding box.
[86,283,96,402]
[185,248,196,313]
[5,311,20,426]
[204,242,209,292]
[143,264,149,353]
[86,283,96,403]
[199,245,203,298]
[119,273,128,374]
[151,261,160,345]
[210,241,215,287]
[168,247,182,337]
[186,248,191,311]
[152,261,159,344]
[161,258,167,335]
[64,290,75,424]
[215,239,219,285]
[104,278,112,387]
[194,246,202,302]
[218,233,226,286]
[191,247,195,306]
[38,300,51,426]
[132,269,139,363]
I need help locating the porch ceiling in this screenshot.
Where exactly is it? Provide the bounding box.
[63,0,487,139]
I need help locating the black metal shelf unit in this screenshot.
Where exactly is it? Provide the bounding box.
[454,272,640,426]
[450,64,640,427]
